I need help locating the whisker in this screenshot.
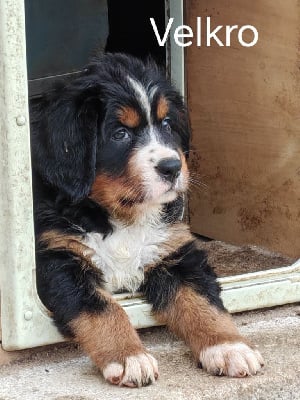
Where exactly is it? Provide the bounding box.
[189,175,209,188]
[189,180,208,190]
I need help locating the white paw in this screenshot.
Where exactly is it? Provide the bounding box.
[199,342,264,377]
[103,353,159,387]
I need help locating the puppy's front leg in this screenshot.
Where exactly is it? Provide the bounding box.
[143,242,264,377]
[70,295,158,387]
[37,248,158,387]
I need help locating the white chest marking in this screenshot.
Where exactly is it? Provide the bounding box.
[83,219,170,293]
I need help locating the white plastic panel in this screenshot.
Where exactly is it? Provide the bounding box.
[116,259,300,320]
[0,0,55,350]
[167,0,185,95]
[0,0,299,351]
[220,259,300,312]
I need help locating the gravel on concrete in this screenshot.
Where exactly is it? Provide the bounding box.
[0,304,299,400]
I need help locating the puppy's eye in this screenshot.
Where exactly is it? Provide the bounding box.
[162,117,171,132]
[112,128,130,141]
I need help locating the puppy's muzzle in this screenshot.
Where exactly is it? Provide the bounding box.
[155,157,182,183]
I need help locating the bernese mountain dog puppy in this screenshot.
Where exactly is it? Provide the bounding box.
[30,53,264,388]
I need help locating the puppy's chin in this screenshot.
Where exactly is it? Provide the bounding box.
[143,175,188,205]
[151,190,178,205]
[144,184,180,205]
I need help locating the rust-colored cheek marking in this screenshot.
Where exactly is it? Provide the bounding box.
[89,172,145,222]
[117,106,141,128]
[157,96,169,120]
[90,174,123,205]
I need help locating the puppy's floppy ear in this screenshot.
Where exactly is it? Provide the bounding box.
[31,77,101,203]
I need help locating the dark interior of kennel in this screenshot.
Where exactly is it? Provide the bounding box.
[24,0,296,279]
[25,0,165,97]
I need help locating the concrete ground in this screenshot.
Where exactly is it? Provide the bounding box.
[0,304,299,400]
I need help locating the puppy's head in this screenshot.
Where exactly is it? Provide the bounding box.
[31,54,190,219]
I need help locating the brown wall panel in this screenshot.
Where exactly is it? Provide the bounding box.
[186,0,300,258]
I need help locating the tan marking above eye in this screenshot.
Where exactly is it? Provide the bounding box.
[157,96,169,120]
[117,106,140,128]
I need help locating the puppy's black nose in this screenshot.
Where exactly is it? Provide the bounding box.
[155,158,182,182]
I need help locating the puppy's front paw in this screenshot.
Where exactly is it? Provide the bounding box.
[103,353,158,388]
[199,342,264,377]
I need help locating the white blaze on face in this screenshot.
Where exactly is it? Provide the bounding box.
[127,75,188,203]
[127,76,153,125]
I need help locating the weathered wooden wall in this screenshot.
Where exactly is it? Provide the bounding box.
[186,0,300,258]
